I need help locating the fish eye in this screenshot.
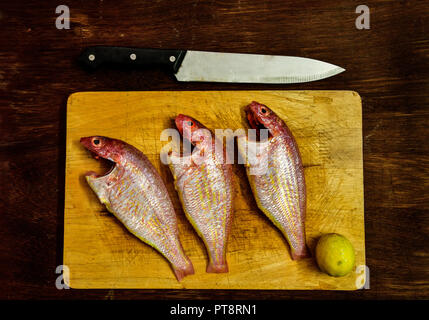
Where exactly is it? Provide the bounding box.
[92,138,101,146]
[261,108,267,114]
[188,121,193,127]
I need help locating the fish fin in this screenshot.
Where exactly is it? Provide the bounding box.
[173,262,195,281]
[237,136,270,172]
[169,153,193,180]
[236,135,249,165]
[86,175,110,206]
[291,246,311,260]
[206,262,229,273]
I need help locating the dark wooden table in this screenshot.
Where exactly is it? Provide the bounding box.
[0,0,428,300]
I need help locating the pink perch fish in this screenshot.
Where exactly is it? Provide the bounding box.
[237,102,310,260]
[80,136,194,281]
[167,115,233,273]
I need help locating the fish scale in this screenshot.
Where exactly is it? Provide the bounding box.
[81,136,194,281]
[173,157,232,270]
[168,114,233,273]
[237,102,309,260]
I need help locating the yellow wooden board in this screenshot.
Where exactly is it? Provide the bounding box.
[64,91,365,290]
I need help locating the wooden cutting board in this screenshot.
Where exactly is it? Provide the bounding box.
[64,91,365,290]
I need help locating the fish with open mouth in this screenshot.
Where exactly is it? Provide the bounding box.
[80,136,194,281]
[167,115,233,273]
[237,102,310,260]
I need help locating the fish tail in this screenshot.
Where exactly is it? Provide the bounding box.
[173,260,195,281]
[206,260,229,273]
[291,245,311,260]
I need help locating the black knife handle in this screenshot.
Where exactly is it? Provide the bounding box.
[78,46,187,73]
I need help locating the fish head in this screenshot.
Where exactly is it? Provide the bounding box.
[245,101,286,137]
[175,114,211,148]
[80,136,123,163]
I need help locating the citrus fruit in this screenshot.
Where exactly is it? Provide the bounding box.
[315,233,355,277]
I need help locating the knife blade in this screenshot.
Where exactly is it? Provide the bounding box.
[79,46,345,84]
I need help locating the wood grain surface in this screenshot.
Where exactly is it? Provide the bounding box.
[0,0,428,299]
[64,91,364,290]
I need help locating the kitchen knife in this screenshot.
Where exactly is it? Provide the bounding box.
[79,46,345,84]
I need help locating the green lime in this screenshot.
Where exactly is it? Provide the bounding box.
[315,233,355,277]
